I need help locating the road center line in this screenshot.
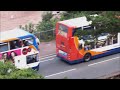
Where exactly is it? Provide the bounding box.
[88,57,120,66]
[41,53,56,58]
[45,68,77,78]
[40,58,55,63]
[40,55,56,60]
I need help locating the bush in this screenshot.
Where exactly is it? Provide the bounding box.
[0,62,16,76]
[60,11,88,21]
[19,23,36,33]
[36,20,54,32]
[36,12,58,32]
[35,12,58,42]
[42,12,53,22]
[0,62,44,79]
[9,69,44,79]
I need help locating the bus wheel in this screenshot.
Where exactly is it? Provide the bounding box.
[36,64,40,71]
[84,53,91,62]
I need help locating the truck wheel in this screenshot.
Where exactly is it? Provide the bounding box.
[84,53,91,62]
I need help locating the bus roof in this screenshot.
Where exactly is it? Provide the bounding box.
[58,16,92,28]
[0,28,33,42]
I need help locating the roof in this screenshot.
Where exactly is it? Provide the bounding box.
[58,16,92,28]
[0,28,33,42]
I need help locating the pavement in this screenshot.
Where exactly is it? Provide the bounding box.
[0,11,43,31]
[39,40,56,57]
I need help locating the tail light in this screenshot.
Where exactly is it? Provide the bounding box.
[27,47,31,52]
[22,48,28,55]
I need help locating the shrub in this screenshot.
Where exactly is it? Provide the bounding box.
[0,62,44,79]
[19,23,36,33]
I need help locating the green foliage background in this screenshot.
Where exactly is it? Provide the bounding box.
[0,62,44,79]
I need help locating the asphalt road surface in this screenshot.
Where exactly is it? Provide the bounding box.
[38,53,120,79]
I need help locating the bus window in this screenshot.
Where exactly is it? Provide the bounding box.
[9,40,21,50]
[73,26,96,50]
[22,38,33,47]
[0,43,9,52]
[58,24,68,37]
[113,34,118,44]
[26,54,38,64]
[59,24,68,33]
[73,26,95,37]
[9,38,33,49]
[72,27,82,37]
[83,25,94,30]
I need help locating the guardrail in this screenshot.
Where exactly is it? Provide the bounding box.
[34,29,55,42]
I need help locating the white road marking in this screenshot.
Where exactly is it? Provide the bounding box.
[45,68,77,78]
[41,53,56,58]
[88,57,120,66]
[40,58,55,63]
[40,55,56,60]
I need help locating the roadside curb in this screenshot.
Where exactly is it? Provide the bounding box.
[97,71,120,79]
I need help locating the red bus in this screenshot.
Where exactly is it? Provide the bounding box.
[56,16,120,64]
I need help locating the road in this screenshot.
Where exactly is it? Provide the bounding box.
[38,53,120,79]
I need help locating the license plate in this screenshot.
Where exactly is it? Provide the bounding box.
[59,50,67,56]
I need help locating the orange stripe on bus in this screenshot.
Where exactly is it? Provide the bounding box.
[74,36,105,57]
[29,45,37,51]
[1,38,18,42]
[74,36,79,49]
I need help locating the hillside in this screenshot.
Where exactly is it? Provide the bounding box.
[0,11,44,31]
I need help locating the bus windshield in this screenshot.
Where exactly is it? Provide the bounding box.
[22,38,34,46]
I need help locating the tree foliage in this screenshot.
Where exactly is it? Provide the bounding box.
[67,11,120,40]
[35,12,58,42]
[87,11,120,35]
[19,23,36,33]
[36,12,57,32]
[0,62,44,79]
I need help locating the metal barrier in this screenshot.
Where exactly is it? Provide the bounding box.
[34,29,55,42]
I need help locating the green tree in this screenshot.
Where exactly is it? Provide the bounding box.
[36,20,54,31]
[0,62,44,79]
[9,69,44,79]
[36,12,58,32]
[19,23,36,33]
[87,11,120,35]
[42,12,53,22]
[35,12,59,42]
